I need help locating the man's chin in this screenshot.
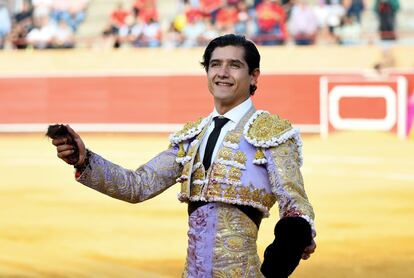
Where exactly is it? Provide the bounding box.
[213,88,233,98]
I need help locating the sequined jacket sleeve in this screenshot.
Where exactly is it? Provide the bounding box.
[265,138,315,233]
[76,146,182,203]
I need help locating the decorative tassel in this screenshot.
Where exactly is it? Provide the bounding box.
[255,148,265,160]
[177,143,185,158]
[253,148,267,164]
[176,143,191,165]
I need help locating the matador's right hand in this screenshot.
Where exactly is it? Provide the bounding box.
[52,125,87,168]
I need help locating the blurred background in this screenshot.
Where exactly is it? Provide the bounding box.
[0,0,413,277]
[1,0,414,49]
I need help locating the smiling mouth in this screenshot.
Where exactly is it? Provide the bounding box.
[215,81,233,86]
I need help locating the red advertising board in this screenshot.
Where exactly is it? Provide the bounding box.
[0,72,412,136]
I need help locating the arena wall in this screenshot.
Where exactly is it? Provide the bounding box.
[0,47,413,134]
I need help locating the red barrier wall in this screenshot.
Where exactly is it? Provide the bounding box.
[0,72,412,127]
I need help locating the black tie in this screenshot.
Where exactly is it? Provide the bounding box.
[203,116,230,170]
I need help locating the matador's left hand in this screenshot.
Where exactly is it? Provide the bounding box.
[302,239,316,260]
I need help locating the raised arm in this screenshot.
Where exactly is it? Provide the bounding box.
[51,125,182,203]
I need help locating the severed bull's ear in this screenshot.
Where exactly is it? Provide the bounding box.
[46,124,69,139]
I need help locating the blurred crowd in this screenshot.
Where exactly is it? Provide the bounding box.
[0,0,89,49]
[104,0,401,48]
[0,0,402,49]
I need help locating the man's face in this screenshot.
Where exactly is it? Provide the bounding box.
[207,46,259,113]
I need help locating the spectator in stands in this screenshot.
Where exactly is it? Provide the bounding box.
[170,0,197,35]
[198,18,219,46]
[374,0,400,40]
[334,15,362,45]
[234,0,258,37]
[47,0,88,32]
[344,0,365,23]
[234,0,251,35]
[51,0,70,25]
[182,13,207,47]
[32,0,53,18]
[26,14,56,49]
[176,0,201,14]
[108,2,130,35]
[288,0,319,45]
[255,0,287,45]
[10,23,31,49]
[10,1,34,49]
[52,19,75,48]
[14,0,33,25]
[163,21,184,48]
[281,0,294,19]
[0,1,11,49]
[133,0,144,16]
[102,2,130,48]
[324,0,346,41]
[118,15,143,47]
[227,0,241,6]
[215,4,239,33]
[310,0,346,44]
[140,18,162,47]
[136,0,158,24]
[171,13,185,33]
[200,0,223,23]
[66,0,89,32]
[253,0,261,8]
[185,3,204,25]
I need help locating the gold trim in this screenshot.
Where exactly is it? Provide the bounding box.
[246,113,292,144]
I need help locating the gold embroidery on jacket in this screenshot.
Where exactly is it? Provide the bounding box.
[178,121,210,198]
[209,182,222,197]
[251,188,261,203]
[263,193,277,209]
[238,186,250,201]
[228,167,242,182]
[217,147,234,161]
[234,151,247,166]
[174,117,204,138]
[224,185,237,199]
[190,184,203,196]
[212,164,227,179]
[180,162,192,196]
[193,168,205,180]
[212,204,264,278]
[247,113,292,143]
[224,132,241,144]
[269,139,315,220]
[199,182,276,211]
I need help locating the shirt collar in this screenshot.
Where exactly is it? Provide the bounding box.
[211,98,253,124]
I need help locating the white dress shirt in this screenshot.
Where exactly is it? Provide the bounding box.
[199,98,253,164]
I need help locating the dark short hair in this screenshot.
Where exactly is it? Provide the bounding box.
[201,34,261,95]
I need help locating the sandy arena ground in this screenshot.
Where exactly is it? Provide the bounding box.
[0,132,413,277]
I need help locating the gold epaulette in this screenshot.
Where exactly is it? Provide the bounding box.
[169,117,209,145]
[243,110,299,148]
[243,110,302,165]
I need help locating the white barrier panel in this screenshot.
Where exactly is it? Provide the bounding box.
[320,76,408,139]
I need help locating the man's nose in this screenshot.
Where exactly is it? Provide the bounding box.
[217,65,229,77]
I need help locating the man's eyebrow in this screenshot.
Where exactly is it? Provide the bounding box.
[209,59,246,65]
[209,59,221,64]
[229,59,245,65]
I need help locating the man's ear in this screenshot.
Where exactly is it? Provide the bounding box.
[251,68,260,86]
